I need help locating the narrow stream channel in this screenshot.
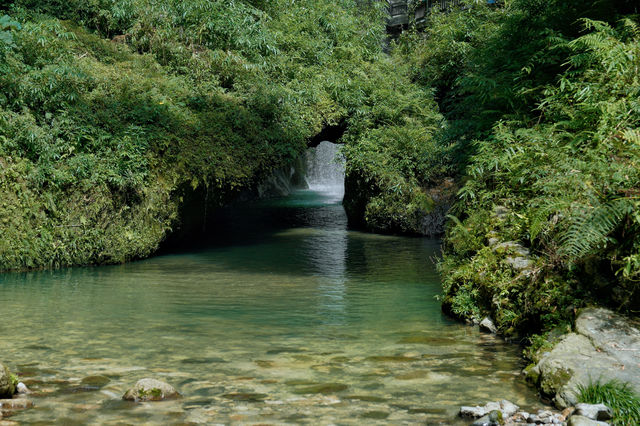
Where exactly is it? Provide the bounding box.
[0,144,543,424]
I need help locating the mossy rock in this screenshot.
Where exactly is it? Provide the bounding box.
[540,367,572,397]
[0,363,16,398]
[122,378,180,402]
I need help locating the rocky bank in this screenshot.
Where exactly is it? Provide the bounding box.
[525,307,640,408]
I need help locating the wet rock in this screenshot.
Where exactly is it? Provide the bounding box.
[479,317,498,334]
[0,364,15,398]
[568,415,610,426]
[460,400,518,419]
[461,404,496,418]
[499,400,519,417]
[292,383,348,394]
[508,411,529,422]
[471,412,504,426]
[122,378,180,402]
[574,403,612,421]
[15,383,29,395]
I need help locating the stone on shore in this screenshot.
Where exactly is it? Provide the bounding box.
[568,415,610,426]
[460,399,519,418]
[574,403,612,421]
[479,317,498,334]
[526,308,640,408]
[122,378,180,402]
[0,364,15,398]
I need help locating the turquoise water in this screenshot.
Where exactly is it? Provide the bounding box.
[0,189,542,424]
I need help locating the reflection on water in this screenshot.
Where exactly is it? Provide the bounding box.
[0,189,544,424]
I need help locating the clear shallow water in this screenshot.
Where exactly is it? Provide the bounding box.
[0,189,543,424]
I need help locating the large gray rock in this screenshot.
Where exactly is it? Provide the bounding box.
[575,403,612,421]
[568,415,609,426]
[122,378,180,402]
[0,363,15,398]
[526,308,640,408]
[479,317,498,334]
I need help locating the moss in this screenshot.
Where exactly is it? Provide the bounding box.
[539,367,571,397]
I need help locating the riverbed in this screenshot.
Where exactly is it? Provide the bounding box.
[0,185,545,424]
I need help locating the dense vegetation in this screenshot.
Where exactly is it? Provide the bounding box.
[390,0,640,337]
[0,0,446,270]
[2,0,639,349]
[579,380,640,425]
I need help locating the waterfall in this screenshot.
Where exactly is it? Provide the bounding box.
[305,141,345,197]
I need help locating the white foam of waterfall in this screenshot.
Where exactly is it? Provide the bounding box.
[305,141,345,198]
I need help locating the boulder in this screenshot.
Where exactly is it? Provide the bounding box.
[122,378,180,402]
[568,415,609,426]
[479,317,498,334]
[0,364,15,398]
[526,308,640,408]
[574,403,612,421]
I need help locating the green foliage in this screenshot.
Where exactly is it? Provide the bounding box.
[0,0,444,271]
[431,0,640,334]
[0,14,21,50]
[578,380,640,425]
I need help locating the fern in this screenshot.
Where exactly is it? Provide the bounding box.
[559,198,636,262]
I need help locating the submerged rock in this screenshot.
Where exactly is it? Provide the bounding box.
[80,375,110,389]
[0,364,15,398]
[122,378,180,402]
[222,392,267,402]
[361,411,390,419]
[0,398,34,417]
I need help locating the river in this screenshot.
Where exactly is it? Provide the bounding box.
[0,144,542,423]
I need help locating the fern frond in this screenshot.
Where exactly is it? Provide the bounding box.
[529,198,571,242]
[559,198,636,262]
